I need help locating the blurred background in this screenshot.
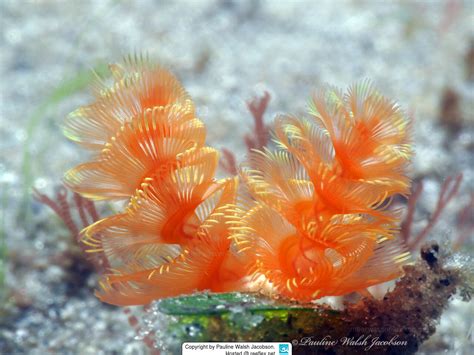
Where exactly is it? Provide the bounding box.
[1,0,472,353]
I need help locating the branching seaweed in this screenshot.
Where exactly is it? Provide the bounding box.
[32,185,107,272]
[401,173,464,250]
[220,91,271,175]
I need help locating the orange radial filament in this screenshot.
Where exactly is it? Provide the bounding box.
[64,55,412,306]
[236,81,412,302]
[64,55,250,305]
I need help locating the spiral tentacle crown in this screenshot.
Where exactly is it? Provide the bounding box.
[64,56,412,305]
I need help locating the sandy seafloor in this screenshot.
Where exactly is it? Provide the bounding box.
[0,0,473,354]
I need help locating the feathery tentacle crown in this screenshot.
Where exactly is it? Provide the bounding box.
[65,55,412,305]
[64,55,249,305]
[235,82,412,302]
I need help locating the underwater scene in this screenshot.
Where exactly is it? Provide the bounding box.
[0,0,473,354]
